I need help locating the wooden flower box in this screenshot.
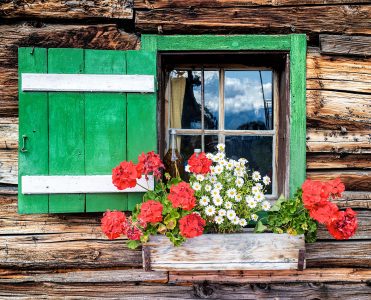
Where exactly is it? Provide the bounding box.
[142,233,306,271]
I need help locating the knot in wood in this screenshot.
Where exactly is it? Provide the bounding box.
[193,282,214,298]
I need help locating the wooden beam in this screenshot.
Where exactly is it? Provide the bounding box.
[136,5,371,34]
[0,0,133,19]
[307,153,371,169]
[168,268,371,284]
[22,175,154,194]
[320,34,371,57]
[0,23,140,117]
[22,74,155,93]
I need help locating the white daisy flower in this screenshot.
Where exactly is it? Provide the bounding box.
[254,192,265,202]
[206,153,214,160]
[256,183,263,190]
[214,165,224,175]
[224,201,233,209]
[226,188,237,199]
[226,160,235,170]
[263,175,271,185]
[246,195,254,202]
[215,152,225,160]
[217,143,225,152]
[231,216,240,225]
[234,169,245,177]
[205,205,216,216]
[210,166,216,175]
[233,160,241,168]
[218,159,227,167]
[214,182,223,190]
[192,182,201,191]
[238,158,248,165]
[262,201,271,211]
[235,194,242,202]
[251,185,260,195]
[185,165,190,172]
[226,209,236,220]
[251,214,259,221]
[199,196,210,206]
[239,218,247,227]
[213,196,223,206]
[252,171,261,181]
[235,177,244,188]
[196,174,205,181]
[218,209,227,217]
[205,184,212,192]
[211,189,220,199]
[214,215,224,224]
[209,176,217,184]
[247,198,257,209]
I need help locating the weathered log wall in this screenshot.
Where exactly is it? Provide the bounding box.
[0,0,370,298]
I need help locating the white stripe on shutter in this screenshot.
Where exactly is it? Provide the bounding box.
[22,175,154,194]
[22,74,155,93]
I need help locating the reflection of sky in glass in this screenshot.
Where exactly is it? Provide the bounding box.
[224,71,272,130]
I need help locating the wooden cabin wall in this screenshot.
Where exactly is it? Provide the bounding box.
[0,1,370,298]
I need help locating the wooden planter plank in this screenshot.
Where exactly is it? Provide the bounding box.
[143,233,305,271]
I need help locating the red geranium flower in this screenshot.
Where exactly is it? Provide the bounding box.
[126,226,143,241]
[138,200,163,224]
[302,179,331,211]
[168,182,196,211]
[309,201,339,224]
[327,208,357,240]
[188,152,212,174]
[137,151,165,180]
[327,178,345,198]
[112,161,142,190]
[101,210,127,240]
[179,213,206,238]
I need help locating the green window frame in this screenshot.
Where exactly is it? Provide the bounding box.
[141,34,307,197]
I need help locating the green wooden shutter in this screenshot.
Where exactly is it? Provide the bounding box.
[18,48,157,214]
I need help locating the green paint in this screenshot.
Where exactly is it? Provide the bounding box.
[126,51,157,210]
[18,48,49,214]
[289,34,307,196]
[48,48,85,213]
[142,34,307,196]
[142,34,291,51]
[85,50,128,212]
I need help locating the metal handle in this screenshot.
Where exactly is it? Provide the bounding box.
[21,135,28,152]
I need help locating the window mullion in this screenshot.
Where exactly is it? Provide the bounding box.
[201,67,205,152]
[219,68,225,144]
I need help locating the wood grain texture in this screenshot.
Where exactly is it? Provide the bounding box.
[168,268,371,284]
[145,234,305,271]
[136,5,371,34]
[307,48,371,94]
[307,153,371,169]
[334,191,371,209]
[307,170,370,191]
[0,23,139,117]
[320,34,371,57]
[0,0,133,19]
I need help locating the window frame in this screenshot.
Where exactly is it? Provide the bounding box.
[141,34,306,197]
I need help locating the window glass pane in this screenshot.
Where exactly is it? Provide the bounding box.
[225,136,273,193]
[179,135,201,161]
[204,71,219,129]
[169,70,201,129]
[205,135,219,153]
[224,70,273,130]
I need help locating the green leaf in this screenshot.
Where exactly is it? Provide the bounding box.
[127,240,141,250]
[270,194,285,212]
[254,220,267,233]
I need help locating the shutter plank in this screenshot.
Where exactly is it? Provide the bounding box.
[18,48,49,214]
[126,51,157,210]
[48,49,85,213]
[84,50,128,212]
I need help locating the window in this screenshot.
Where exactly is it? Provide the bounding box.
[143,34,306,198]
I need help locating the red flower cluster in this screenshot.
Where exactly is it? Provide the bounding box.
[137,151,164,180]
[327,208,358,240]
[168,182,196,211]
[101,211,127,240]
[112,161,142,190]
[138,200,163,224]
[179,213,206,238]
[302,178,357,240]
[126,226,143,241]
[188,152,212,174]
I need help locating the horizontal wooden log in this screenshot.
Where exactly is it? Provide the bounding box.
[0,282,369,298]
[0,150,17,185]
[169,268,371,284]
[0,118,17,150]
[0,0,133,19]
[307,90,371,131]
[307,48,371,94]
[136,5,371,34]
[0,23,139,117]
[307,171,370,191]
[334,191,371,209]
[135,0,371,9]
[320,34,371,57]
[306,241,371,268]
[306,130,371,154]
[307,153,371,170]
